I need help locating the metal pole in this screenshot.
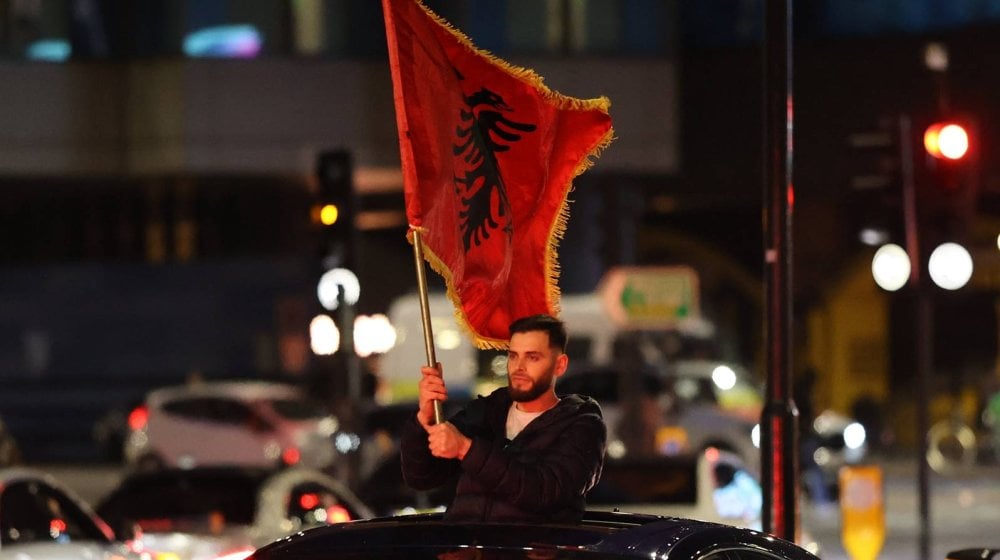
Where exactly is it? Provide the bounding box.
[899,113,932,560]
[338,287,360,400]
[761,0,798,541]
[411,228,443,424]
[915,292,933,560]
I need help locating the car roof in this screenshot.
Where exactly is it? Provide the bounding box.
[97,465,374,532]
[0,466,61,485]
[0,466,98,504]
[110,464,275,485]
[250,512,817,560]
[0,467,118,542]
[96,466,272,524]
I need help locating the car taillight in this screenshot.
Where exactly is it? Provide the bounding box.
[128,405,149,431]
[704,446,721,463]
[49,518,67,537]
[325,505,352,523]
[281,447,301,466]
[299,493,320,510]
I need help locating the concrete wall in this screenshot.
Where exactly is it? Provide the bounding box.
[0,57,679,181]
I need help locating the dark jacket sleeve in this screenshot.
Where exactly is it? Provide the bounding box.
[399,413,462,490]
[459,410,606,514]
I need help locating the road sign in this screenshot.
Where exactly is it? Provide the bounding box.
[840,465,885,560]
[597,266,700,328]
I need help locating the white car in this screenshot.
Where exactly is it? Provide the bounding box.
[662,359,764,420]
[123,381,354,473]
[96,466,374,560]
[558,365,760,469]
[663,360,868,500]
[588,449,820,555]
[588,449,761,528]
[0,467,139,560]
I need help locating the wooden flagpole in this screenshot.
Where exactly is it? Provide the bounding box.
[411,228,444,424]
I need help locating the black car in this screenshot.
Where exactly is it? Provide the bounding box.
[948,550,1000,560]
[248,511,819,560]
[96,465,373,560]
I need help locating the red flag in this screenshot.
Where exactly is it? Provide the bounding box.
[383,0,614,349]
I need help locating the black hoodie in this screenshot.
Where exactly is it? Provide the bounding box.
[400,387,607,522]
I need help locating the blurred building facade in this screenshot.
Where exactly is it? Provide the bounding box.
[1,0,1000,459]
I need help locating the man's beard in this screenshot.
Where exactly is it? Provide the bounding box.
[507,368,555,402]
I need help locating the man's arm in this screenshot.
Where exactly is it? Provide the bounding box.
[400,363,464,490]
[459,413,607,514]
[399,413,461,490]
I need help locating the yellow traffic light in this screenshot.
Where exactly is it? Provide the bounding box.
[319,203,340,226]
[923,122,969,160]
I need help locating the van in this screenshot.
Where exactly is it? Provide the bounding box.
[380,291,714,401]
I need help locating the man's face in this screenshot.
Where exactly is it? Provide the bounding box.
[506,330,568,402]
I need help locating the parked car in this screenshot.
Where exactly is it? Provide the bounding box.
[0,416,21,466]
[558,365,761,468]
[660,359,868,501]
[96,466,374,560]
[0,467,139,560]
[123,381,356,473]
[661,359,763,420]
[246,510,819,560]
[552,322,868,482]
[589,449,761,528]
[662,360,868,499]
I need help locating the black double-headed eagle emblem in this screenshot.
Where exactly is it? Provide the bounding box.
[453,86,537,252]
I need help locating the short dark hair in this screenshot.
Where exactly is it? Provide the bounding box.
[509,314,567,353]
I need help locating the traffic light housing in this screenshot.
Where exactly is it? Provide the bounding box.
[314,149,357,269]
[923,122,969,164]
[917,118,979,241]
[845,115,907,247]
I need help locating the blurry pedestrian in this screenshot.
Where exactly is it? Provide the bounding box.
[796,366,831,504]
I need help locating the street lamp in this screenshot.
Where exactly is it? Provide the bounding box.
[871,243,911,292]
[317,267,360,311]
[927,242,973,290]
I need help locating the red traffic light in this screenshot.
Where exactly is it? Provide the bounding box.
[923,122,970,160]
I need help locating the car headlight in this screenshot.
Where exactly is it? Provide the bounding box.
[318,416,339,436]
[843,422,866,450]
[751,424,760,448]
[334,432,361,453]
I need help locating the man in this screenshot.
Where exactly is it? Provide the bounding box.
[399,314,607,522]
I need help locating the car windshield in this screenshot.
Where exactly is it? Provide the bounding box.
[587,459,698,505]
[558,369,663,403]
[0,480,111,545]
[270,398,328,420]
[97,471,263,532]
